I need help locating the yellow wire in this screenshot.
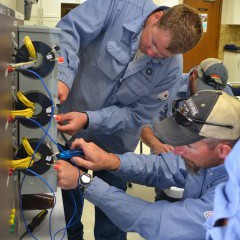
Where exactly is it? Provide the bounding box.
[11,138,39,169]
[17,92,35,110]
[22,137,34,156]
[11,156,34,169]
[2,108,34,118]
[22,138,41,160]
[2,91,35,118]
[10,59,36,68]
[24,36,37,59]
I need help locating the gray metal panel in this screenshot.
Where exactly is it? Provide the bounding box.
[0,5,23,240]
[17,25,60,194]
[18,25,61,33]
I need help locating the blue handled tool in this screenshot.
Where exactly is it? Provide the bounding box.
[56,149,84,160]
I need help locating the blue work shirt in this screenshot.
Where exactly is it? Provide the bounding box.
[84,152,228,240]
[205,140,240,240]
[57,0,182,153]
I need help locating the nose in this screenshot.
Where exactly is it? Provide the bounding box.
[173,146,185,156]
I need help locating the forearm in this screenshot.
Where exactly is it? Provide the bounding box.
[84,177,160,240]
[141,125,162,149]
[112,152,186,188]
[85,177,208,240]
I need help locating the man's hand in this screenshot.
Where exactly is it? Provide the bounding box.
[57,112,88,135]
[55,160,80,190]
[58,80,70,104]
[141,126,174,154]
[71,138,120,171]
[152,142,174,155]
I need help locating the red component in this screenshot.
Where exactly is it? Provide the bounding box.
[58,57,64,63]
[53,165,60,171]
[8,168,14,176]
[54,115,62,122]
[7,116,13,123]
[7,66,13,72]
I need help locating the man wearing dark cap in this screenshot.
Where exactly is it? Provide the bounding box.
[56,90,240,240]
[141,58,233,202]
[141,58,233,155]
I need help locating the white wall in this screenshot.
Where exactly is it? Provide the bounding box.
[1,0,16,10]
[154,0,182,7]
[0,0,24,14]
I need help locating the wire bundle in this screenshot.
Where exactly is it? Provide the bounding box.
[3,91,35,118]
[11,138,36,169]
[24,36,37,59]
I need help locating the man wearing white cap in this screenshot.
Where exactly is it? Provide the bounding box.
[56,90,240,240]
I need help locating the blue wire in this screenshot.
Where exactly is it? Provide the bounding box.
[53,161,84,239]
[25,69,54,157]
[19,168,56,240]
[25,118,64,152]
[18,69,82,239]
[19,119,81,239]
[53,176,84,240]
[18,69,55,239]
[53,190,77,240]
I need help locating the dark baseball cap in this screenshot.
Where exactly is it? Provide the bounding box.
[154,90,240,146]
[196,58,228,91]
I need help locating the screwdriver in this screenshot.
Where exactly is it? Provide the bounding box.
[19,209,48,239]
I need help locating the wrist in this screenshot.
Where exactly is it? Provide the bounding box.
[81,112,89,129]
[78,172,92,189]
[108,153,121,171]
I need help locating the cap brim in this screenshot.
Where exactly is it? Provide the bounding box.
[196,77,215,92]
[154,116,205,146]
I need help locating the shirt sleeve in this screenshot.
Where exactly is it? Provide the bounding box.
[114,152,187,189]
[56,0,113,90]
[85,176,215,240]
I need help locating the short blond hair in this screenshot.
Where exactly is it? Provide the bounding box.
[158,4,203,54]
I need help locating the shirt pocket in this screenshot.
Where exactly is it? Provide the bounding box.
[96,40,132,80]
[114,71,153,105]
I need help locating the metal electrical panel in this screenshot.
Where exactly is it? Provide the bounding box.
[16,25,60,194]
[0,3,23,239]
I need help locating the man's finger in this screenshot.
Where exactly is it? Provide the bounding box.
[57,124,75,135]
[71,138,85,149]
[72,157,91,169]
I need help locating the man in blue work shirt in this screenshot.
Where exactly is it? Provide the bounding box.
[141,58,233,155]
[56,1,202,239]
[56,90,240,240]
[205,139,240,240]
[141,58,233,201]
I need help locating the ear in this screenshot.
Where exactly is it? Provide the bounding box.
[149,11,164,24]
[217,144,232,159]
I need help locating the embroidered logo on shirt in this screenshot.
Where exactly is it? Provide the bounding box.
[158,90,169,101]
[204,211,213,220]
